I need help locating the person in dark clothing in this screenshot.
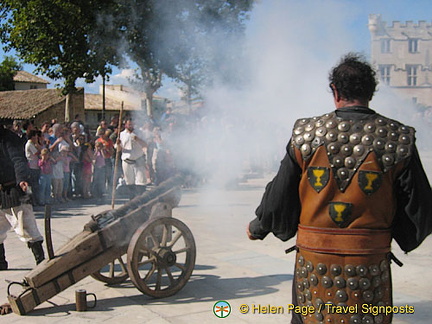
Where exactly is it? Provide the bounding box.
[247,53,432,324]
[0,126,45,270]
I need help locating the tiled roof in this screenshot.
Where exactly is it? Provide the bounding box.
[0,88,64,119]
[13,70,50,84]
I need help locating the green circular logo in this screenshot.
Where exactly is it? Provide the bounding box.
[213,300,231,318]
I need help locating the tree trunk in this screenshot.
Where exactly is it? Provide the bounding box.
[65,93,71,122]
[145,91,154,117]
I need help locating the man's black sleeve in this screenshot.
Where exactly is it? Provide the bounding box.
[5,130,30,184]
[392,146,432,252]
[249,142,302,241]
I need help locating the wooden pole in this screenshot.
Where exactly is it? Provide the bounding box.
[111,102,124,209]
[44,204,55,260]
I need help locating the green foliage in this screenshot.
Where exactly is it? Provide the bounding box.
[0,0,120,94]
[0,0,254,103]
[0,55,21,91]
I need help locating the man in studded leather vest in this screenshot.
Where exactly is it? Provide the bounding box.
[247,53,432,324]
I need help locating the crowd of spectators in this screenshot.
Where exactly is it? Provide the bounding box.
[5,112,178,206]
[3,106,287,207]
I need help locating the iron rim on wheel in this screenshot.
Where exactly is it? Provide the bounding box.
[127,217,196,298]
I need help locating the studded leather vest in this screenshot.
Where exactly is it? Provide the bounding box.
[291,111,414,229]
[290,111,414,324]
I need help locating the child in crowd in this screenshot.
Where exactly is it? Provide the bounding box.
[51,150,64,203]
[38,148,53,205]
[81,142,94,199]
[91,141,106,198]
[60,146,78,201]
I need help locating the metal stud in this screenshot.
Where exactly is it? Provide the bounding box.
[349,314,362,324]
[298,255,305,266]
[359,278,371,290]
[376,127,388,138]
[306,261,314,272]
[295,135,305,146]
[297,281,305,291]
[349,133,361,144]
[344,157,356,169]
[336,289,348,302]
[301,144,312,156]
[304,289,312,301]
[382,154,394,166]
[327,143,340,154]
[335,276,346,288]
[369,264,380,276]
[315,298,324,308]
[373,139,385,150]
[337,168,349,180]
[338,133,349,144]
[330,264,342,276]
[298,293,305,304]
[333,156,344,168]
[294,126,304,135]
[322,276,333,288]
[374,314,384,324]
[317,263,327,275]
[316,126,327,137]
[389,131,398,141]
[300,267,308,278]
[341,144,353,156]
[303,132,313,142]
[345,264,356,277]
[372,276,381,288]
[305,123,315,132]
[385,142,396,153]
[375,118,387,126]
[310,274,319,286]
[364,122,376,133]
[362,290,374,303]
[326,120,337,129]
[362,314,374,324]
[347,277,359,290]
[338,121,351,132]
[353,144,365,156]
[326,130,338,142]
[356,265,368,277]
[361,134,374,146]
[380,260,389,272]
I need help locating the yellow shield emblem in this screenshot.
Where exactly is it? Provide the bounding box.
[307,167,329,193]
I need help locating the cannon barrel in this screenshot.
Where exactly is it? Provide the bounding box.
[7,173,186,315]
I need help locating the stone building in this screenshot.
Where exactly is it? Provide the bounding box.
[368,14,432,107]
[13,70,50,90]
[0,88,84,127]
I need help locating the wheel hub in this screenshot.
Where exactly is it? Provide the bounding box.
[157,248,177,267]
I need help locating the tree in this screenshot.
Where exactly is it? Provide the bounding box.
[118,0,254,116]
[0,0,120,121]
[0,56,21,91]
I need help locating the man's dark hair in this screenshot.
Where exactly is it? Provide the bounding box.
[329,53,377,102]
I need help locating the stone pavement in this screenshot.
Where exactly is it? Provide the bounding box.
[1,152,432,323]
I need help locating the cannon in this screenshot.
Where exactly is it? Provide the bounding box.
[6,174,196,315]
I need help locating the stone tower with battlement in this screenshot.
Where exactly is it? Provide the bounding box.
[368,14,432,107]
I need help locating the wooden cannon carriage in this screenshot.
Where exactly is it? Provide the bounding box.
[6,174,196,315]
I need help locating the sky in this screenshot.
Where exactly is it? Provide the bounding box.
[3,0,432,100]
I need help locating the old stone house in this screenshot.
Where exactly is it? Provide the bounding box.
[0,87,84,127]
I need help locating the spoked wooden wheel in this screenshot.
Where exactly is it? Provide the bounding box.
[91,255,129,284]
[127,217,196,298]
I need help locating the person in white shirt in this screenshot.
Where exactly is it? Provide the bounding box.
[115,118,148,187]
